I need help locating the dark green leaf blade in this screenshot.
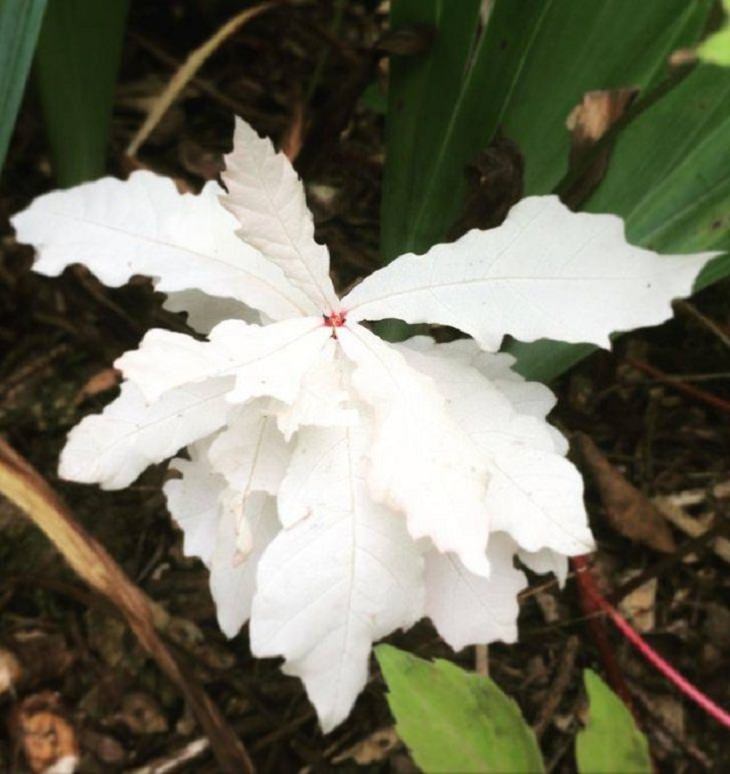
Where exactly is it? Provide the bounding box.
[34,0,129,186]
[576,670,651,774]
[376,644,544,773]
[382,0,713,260]
[0,0,47,174]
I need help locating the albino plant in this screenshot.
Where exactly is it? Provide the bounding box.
[12,118,715,731]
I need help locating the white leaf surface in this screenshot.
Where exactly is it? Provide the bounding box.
[165,438,224,566]
[251,424,423,732]
[12,171,312,320]
[116,317,330,404]
[343,196,716,350]
[207,401,290,494]
[274,340,358,441]
[166,446,279,637]
[518,547,569,587]
[424,533,526,651]
[399,344,593,556]
[221,117,339,314]
[416,337,569,455]
[60,378,233,490]
[211,491,279,638]
[163,289,259,334]
[338,324,491,576]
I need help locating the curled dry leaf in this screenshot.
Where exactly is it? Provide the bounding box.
[577,433,676,553]
[11,692,79,774]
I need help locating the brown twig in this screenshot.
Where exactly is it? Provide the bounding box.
[0,439,255,773]
[533,636,580,737]
[625,356,730,415]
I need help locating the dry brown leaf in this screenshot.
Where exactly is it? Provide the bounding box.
[73,368,121,405]
[11,692,79,774]
[617,573,657,633]
[563,87,638,206]
[126,2,275,157]
[332,727,400,766]
[0,439,253,774]
[577,433,676,553]
[566,88,638,149]
[653,495,730,563]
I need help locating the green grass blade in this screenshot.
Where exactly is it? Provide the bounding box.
[576,670,651,774]
[376,644,544,773]
[0,0,47,174]
[34,0,129,186]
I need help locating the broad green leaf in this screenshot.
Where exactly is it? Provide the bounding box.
[382,0,713,259]
[34,0,128,186]
[508,64,730,381]
[376,644,544,773]
[576,670,651,774]
[0,0,47,174]
[381,0,481,262]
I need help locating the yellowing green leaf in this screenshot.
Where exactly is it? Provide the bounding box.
[576,670,651,774]
[376,644,544,773]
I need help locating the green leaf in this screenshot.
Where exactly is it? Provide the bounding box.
[576,670,651,774]
[34,0,128,186]
[376,644,544,773]
[698,0,730,67]
[508,64,730,382]
[0,0,47,175]
[382,0,713,260]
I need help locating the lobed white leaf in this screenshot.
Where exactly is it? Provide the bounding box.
[222,117,340,314]
[251,424,423,732]
[207,401,290,494]
[338,324,491,576]
[11,171,313,320]
[400,343,593,556]
[60,378,233,490]
[116,317,331,404]
[343,196,717,350]
[424,533,527,651]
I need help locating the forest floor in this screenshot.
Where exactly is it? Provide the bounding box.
[0,1,728,771]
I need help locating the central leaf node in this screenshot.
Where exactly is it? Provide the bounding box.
[323,311,347,329]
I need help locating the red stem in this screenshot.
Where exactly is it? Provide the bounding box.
[572,555,730,729]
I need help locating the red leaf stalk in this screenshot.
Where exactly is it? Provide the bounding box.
[572,555,730,729]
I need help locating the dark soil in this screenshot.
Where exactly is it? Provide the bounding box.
[1,1,729,771]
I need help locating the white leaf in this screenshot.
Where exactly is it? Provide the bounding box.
[207,401,290,494]
[251,424,423,732]
[518,547,569,587]
[211,491,279,638]
[60,379,233,490]
[399,343,593,556]
[343,196,716,350]
[424,533,526,651]
[337,324,491,576]
[166,446,279,637]
[163,289,259,334]
[165,437,224,566]
[116,317,331,404]
[221,117,340,314]
[416,337,569,455]
[12,171,312,320]
[274,339,358,441]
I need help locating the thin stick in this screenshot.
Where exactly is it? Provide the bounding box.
[626,357,730,415]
